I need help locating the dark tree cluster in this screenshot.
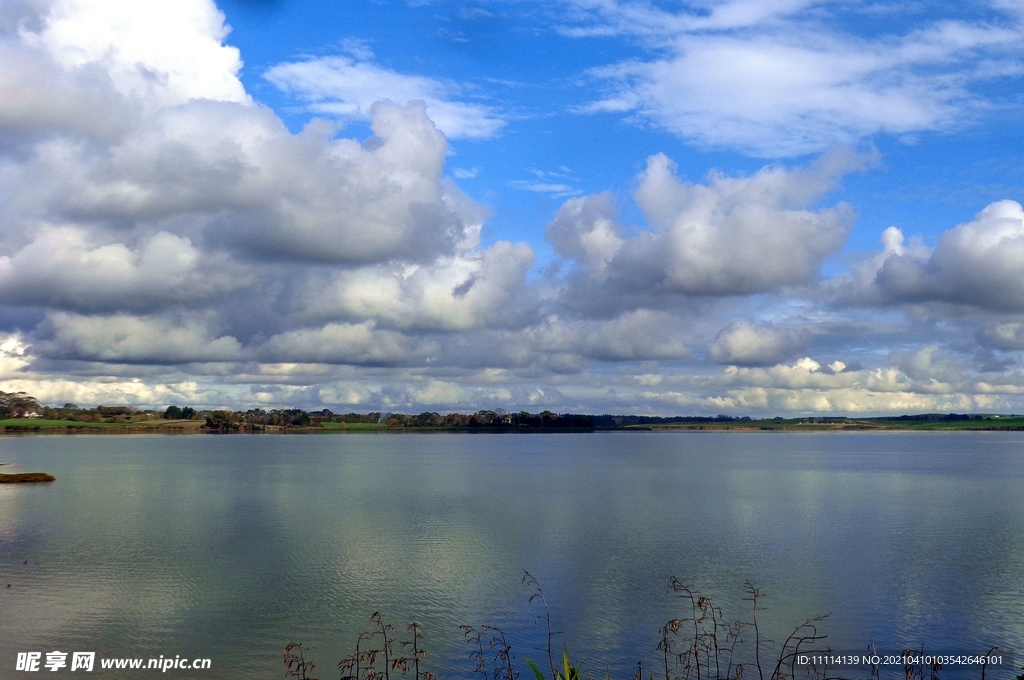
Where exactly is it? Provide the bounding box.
[591,414,754,427]
[163,405,196,420]
[0,390,41,419]
[886,413,992,422]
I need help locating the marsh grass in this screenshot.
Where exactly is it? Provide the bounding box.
[461,625,518,680]
[286,574,1006,680]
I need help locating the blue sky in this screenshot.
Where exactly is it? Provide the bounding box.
[223,0,1022,253]
[0,0,1022,415]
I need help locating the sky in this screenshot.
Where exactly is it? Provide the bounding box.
[0,0,1022,416]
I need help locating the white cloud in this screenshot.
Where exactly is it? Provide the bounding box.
[0,0,490,271]
[546,193,624,273]
[260,323,425,365]
[0,0,521,384]
[406,380,473,407]
[635,152,856,293]
[508,180,581,196]
[579,309,690,361]
[265,56,505,140]
[708,321,810,366]
[557,0,824,38]
[0,376,209,409]
[0,41,130,140]
[317,382,377,406]
[0,334,31,377]
[0,227,243,312]
[849,201,1024,311]
[44,312,245,363]
[979,321,1024,351]
[705,384,981,414]
[23,0,247,107]
[570,0,1024,155]
[702,354,988,413]
[300,240,536,332]
[4,99,480,265]
[549,151,861,299]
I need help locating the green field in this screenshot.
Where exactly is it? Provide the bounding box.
[319,421,388,430]
[877,417,1024,430]
[0,418,201,430]
[0,419,117,429]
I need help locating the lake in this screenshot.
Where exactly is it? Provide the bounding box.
[1,432,1023,679]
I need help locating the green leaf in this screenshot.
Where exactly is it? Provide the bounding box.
[526,658,547,680]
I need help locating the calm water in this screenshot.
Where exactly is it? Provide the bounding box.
[1,432,1023,679]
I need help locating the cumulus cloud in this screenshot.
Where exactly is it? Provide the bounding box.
[872,201,1024,311]
[300,240,536,332]
[549,151,861,302]
[701,355,987,413]
[1,99,482,266]
[569,0,1024,155]
[42,312,245,363]
[0,335,31,377]
[0,228,243,312]
[546,193,624,273]
[837,201,1024,313]
[708,321,810,366]
[265,55,505,140]
[0,0,529,390]
[529,310,689,363]
[23,0,247,107]
[1,0,491,271]
[260,323,426,365]
[0,41,130,141]
[978,322,1024,351]
[580,309,690,361]
[0,375,210,409]
[634,153,857,294]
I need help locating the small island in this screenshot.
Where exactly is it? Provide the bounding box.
[0,472,56,483]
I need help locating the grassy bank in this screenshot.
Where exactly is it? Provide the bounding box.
[0,418,204,433]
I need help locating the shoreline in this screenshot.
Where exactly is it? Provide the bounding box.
[2,423,1024,435]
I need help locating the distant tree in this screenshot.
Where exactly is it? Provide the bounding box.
[181,407,196,419]
[205,410,239,431]
[164,405,183,419]
[0,391,41,419]
[413,412,441,426]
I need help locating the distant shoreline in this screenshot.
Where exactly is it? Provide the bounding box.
[8,394,1024,434]
[2,421,1024,434]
